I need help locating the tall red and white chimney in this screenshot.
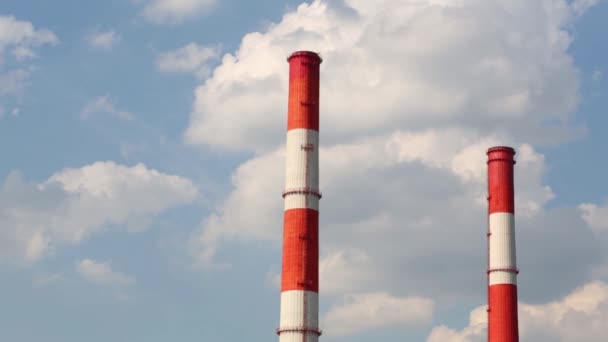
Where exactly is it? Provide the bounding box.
[277,51,322,342]
[487,146,519,342]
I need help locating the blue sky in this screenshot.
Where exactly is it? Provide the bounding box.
[1,1,607,341]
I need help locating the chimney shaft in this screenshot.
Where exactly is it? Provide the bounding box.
[487,146,519,342]
[277,51,322,342]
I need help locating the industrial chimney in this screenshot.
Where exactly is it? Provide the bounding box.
[487,146,519,342]
[277,51,323,342]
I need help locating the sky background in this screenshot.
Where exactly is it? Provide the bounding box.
[0,0,607,341]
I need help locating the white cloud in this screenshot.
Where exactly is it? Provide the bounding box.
[190,129,606,313]
[185,0,585,152]
[182,1,605,338]
[76,259,135,287]
[571,0,602,15]
[120,142,148,161]
[427,281,608,342]
[87,31,120,50]
[81,95,135,120]
[189,149,283,268]
[0,162,198,262]
[592,69,603,83]
[319,249,378,295]
[32,273,65,287]
[0,16,56,114]
[156,43,219,78]
[514,144,556,216]
[0,15,57,63]
[192,130,556,271]
[323,292,433,336]
[13,46,35,61]
[579,202,608,232]
[140,0,217,24]
[427,306,486,342]
[0,68,29,96]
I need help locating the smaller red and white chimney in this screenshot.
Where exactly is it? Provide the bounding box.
[487,146,519,342]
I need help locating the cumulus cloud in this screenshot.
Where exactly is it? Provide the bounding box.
[513,144,556,216]
[427,306,486,342]
[191,131,562,291]
[183,0,605,337]
[156,43,219,78]
[0,16,55,111]
[80,95,135,120]
[427,281,608,342]
[13,46,35,61]
[87,31,120,49]
[140,0,217,24]
[579,202,608,232]
[319,249,379,295]
[0,162,198,262]
[0,15,57,63]
[571,0,602,16]
[0,68,29,96]
[592,69,603,83]
[32,273,65,287]
[185,0,586,151]
[76,259,135,287]
[194,129,606,310]
[323,292,434,336]
[189,149,283,268]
